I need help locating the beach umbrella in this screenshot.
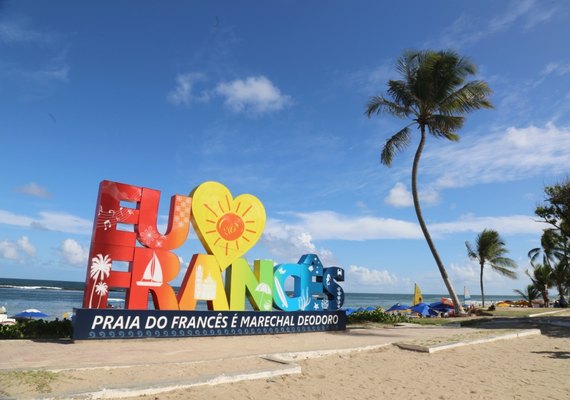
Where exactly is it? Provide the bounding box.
[429,301,454,312]
[13,309,49,319]
[410,302,437,317]
[386,303,411,312]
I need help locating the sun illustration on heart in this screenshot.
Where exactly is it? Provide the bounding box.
[202,196,258,256]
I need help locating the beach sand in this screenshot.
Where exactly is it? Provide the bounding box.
[129,332,569,400]
[128,311,570,400]
[1,311,569,399]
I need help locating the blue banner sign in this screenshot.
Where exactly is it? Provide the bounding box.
[73,309,346,340]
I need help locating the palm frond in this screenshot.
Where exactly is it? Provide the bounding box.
[427,115,463,139]
[387,80,416,110]
[365,96,410,118]
[465,241,478,261]
[528,247,541,263]
[440,81,494,115]
[491,265,517,279]
[380,126,412,166]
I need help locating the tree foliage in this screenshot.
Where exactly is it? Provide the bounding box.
[527,180,570,307]
[466,229,517,307]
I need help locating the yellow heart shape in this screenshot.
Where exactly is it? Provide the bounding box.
[191,181,266,270]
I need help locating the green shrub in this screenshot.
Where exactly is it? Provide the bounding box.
[0,319,72,340]
[347,308,412,324]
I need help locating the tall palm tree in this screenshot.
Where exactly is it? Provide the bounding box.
[466,229,517,307]
[366,50,493,314]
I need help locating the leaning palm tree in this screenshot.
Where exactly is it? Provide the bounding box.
[366,50,493,314]
[466,229,517,307]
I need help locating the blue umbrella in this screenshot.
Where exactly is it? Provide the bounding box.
[386,303,411,312]
[429,301,454,312]
[411,303,438,317]
[13,309,49,319]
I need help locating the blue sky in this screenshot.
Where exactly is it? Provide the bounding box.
[1,0,570,295]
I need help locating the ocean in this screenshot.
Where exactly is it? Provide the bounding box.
[0,278,522,320]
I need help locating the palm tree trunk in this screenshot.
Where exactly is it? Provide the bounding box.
[480,262,485,307]
[412,126,465,315]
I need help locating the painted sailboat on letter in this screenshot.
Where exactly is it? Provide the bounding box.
[136,252,163,287]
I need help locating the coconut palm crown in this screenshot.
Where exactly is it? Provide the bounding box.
[366,49,493,314]
[466,229,517,307]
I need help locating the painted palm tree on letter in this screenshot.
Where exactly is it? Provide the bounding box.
[466,229,517,307]
[89,253,112,308]
[366,50,493,314]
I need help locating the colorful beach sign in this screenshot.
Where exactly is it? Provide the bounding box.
[73,180,346,340]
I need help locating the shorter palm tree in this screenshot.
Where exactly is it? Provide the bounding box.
[513,285,539,307]
[529,229,569,306]
[526,263,552,307]
[466,229,517,307]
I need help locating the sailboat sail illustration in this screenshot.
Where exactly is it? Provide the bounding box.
[136,252,163,287]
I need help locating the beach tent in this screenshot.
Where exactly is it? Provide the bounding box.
[345,306,378,316]
[344,308,363,315]
[12,309,49,319]
[410,303,438,317]
[386,303,411,313]
[429,301,454,312]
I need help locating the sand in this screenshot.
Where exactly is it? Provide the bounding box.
[130,312,570,400]
[126,333,569,400]
[1,311,569,399]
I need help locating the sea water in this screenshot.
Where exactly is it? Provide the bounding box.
[0,278,522,320]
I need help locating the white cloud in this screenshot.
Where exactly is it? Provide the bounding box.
[449,258,524,293]
[60,239,88,266]
[0,236,36,261]
[277,211,545,241]
[262,219,334,265]
[0,241,19,260]
[385,183,412,208]
[167,72,209,106]
[542,62,570,77]
[0,21,54,45]
[17,236,36,256]
[24,64,69,82]
[384,182,439,208]
[285,211,421,240]
[432,0,554,49]
[349,61,396,93]
[425,123,570,189]
[430,214,545,236]
[14,182,51,198]
[215,76,291,115]
[0,210,92,234]
[348,265,398,286]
